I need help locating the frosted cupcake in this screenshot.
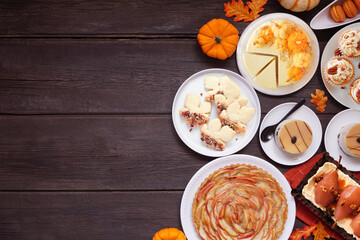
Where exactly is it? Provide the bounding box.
[324,57,354,86]
[350,78,360,104]
[339,30,360,58]
[338,123,360,158]
[275,119,313,154]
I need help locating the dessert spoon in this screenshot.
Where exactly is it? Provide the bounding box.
[260,99,306,142]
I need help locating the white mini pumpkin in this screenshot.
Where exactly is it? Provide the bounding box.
[278,0,320,12]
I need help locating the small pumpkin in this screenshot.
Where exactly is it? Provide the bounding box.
[278,0,320,12]
[197,19,239,60]
[153,228,186,240]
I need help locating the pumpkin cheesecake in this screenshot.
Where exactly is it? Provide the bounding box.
[338,123,360,158]
[275,119,313,154]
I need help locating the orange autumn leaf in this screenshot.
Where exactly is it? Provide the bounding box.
[311,89,328,113]
[289,223,317,240]
[313,222,330,240]
[224,0,268,22]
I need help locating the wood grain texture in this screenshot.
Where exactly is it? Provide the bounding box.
[0,39,345,114]
[0,114,329,191]
[0,0,330,37]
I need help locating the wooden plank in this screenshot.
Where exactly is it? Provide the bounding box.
[0,114,330,191]
[0,39,345,114]
[0,0,331,37]
[0,191,306,240]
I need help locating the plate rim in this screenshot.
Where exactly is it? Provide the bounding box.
[180,154,296,240]
[320,22,360,110]
[236,12,320,96]
[324,108,360,171]
[171,68,261,157]
[259,102,323,166]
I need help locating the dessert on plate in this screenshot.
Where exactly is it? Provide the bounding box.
[350,78,360,104]
[200,118,235,151]
[323,57,354,86]
[219,101,255,134]
[274,119,313,154]
[244,19,313,90]
[339,30,360,58]
[179,94,211,127]
[192,164,288,240]
[338,123,360,158]
[293,152,360,240]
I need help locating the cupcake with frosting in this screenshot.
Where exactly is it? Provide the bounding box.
[350,78,360,104]
[323,57,354,86]
[339,30,360,58]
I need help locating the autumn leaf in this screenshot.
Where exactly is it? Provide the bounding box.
[224,0,268,22]
[313,222,330,240]
[289,223,317,240]
[311,89,328,113]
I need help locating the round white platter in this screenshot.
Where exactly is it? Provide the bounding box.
[180,154,296,240]
[172,68,261,157]
[321,22,360,110]
[236,13,320,96]
[324,109,360,171]
[259,102,322,166]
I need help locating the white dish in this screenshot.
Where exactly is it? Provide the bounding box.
[180,154,296,240]
[236,13,320,96]
[324,109,360,171]
[311,0,360,30]
[172,68,261,157]
[259,102,322,165]
[321,22,360,110]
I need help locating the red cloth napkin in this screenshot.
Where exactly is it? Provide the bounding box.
[284,153,360,240]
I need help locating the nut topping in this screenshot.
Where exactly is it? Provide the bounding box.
[327,66,338,75]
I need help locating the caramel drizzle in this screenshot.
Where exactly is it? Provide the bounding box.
[296,121,309,148]
[284,125,301,153]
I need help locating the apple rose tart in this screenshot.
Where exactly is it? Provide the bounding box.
[192,164,288,240]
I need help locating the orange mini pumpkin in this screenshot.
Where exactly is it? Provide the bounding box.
[153,228,186,240]
[197,19,239,60]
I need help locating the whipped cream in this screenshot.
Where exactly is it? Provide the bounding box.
[340,30,360,57]
[326,58,353,85]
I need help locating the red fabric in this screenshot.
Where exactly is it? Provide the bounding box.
[284,153,360,240]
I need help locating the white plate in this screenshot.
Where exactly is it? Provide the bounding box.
[324,109,360,171]
[321,22,360,110]
[172,68,261,157]
[310,0,360,30]
[236,13,320,96]
[180,154,296,240]
[259,102,322,165]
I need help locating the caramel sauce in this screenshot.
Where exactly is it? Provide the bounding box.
[339,178,348,190]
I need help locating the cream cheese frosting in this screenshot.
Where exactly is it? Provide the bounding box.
[325,57,354,85]
[339,30,360,57]
[350,79,360,104]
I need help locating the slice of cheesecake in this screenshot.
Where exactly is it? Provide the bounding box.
[254,58,277,90]
[243,53,275,77]
[179,94,211,127]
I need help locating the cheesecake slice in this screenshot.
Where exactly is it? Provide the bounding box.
[254,58,277,90]
[243,53,275,77]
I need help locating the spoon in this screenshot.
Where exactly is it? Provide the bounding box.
[260,99,306,142]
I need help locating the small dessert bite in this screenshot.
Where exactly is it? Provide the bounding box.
[343,0,358,18]
[339,30,360,58]
[350,78,360,104]
[330,5,346,22]
[218,101,255,134]
[275,119,313,154]
[179,94,211,127]
[324,57,354,85]
[200,118,235,151]
[338,123,360,158]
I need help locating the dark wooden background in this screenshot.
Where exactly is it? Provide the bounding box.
[0,0,351,239]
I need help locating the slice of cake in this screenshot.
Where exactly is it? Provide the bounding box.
[243,53,275,77]
[219,101,255,134]
[253,58,277,90]
[200,118,235,151]
[179,94,211,127]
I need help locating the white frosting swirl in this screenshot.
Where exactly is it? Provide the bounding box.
[340,30,360,57]
[326,58,354,85]
[350,79,360,104]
